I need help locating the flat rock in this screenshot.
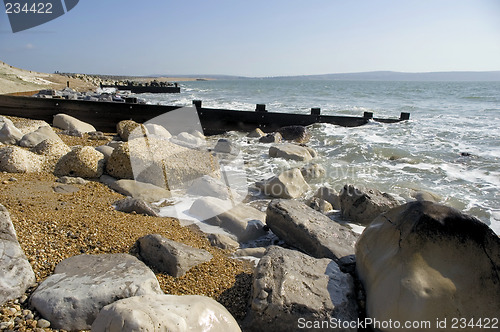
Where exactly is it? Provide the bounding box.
[255,168,310,199]
[356,201,500,331]
[100,175,171,202]
[53,184,80,194]
[18,125,62,148]
[30,253,162,331]
[245,246,357,332]
[56,176,88,185]
[269,143,316,161]
[187,175,237,200]
[207,233,239,250]
[94,145,114,162]
[54,146,105,178]
[92,294,241,332]
[339,184,400,225]
[189,197,268,243]
[0,204,36,305]
[138,234,212,277]
[53,113,96,133]
[266,199,358,261]
[114,198,160,217]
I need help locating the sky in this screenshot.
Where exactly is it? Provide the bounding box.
[0,0,499,77]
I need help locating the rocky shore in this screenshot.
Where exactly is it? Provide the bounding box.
[0,108,499,331]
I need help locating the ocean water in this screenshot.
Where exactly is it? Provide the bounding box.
[138,79,500,235]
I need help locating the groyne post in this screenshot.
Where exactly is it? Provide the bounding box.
[256,104,267,112]
[363,112,373,119]
[400,112,410,120]
[311,108,321,115]
[193,100,202,108]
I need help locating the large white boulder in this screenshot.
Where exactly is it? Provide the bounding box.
[356,201,500,332]
[54,146,105,178]
[245,246,357,331]
[266,199,358,261]
[0,120,23,145]
[269,143,316,161]
[31,253,163,331]
[0,204,36,305]
[0,145,45,173]
[53,113,96,133]
[92,294,241,332]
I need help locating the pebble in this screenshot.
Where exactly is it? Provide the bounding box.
[37,318,51,328]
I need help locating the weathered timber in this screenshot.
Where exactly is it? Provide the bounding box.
[0,95,408,135]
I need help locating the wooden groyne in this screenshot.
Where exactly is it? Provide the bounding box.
[0,95,409,135]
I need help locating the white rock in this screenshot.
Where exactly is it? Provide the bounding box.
[245,246,357,331]
[0,146,44,173]
[92,294,241,332]
[138,234,213,277]
[54,146,105,178]
[255,168,310,199]
[356,201,500,331]
[18,126,62,148]
[0,204,36,305]
[31,253,163,331]
[0,121,23,145]
[53,113,96,133]
[144,123,171,139]
[269,143,316,161]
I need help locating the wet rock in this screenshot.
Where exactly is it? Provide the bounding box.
[53,113,96,134]
[137,234,212,277]
[356,201,500,330]
[409,189,441,202]
[339,184,400,225]
[30,253,162,331]
[54,146,105,178]
[269,143,316,161]
[258,132,282,143]
[244,246,357,332]
[92,294,241,332]
[277,125,311,143]
[0,204,36,305]
[255,168,310,199]
[266,199,359,261]
[300,163,326,181]
[189,197,267,243]
[213,138,239,155]
[114,198,160,217]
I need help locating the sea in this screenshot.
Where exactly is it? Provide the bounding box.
[135,79,500,235]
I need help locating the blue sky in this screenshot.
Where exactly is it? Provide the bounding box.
[1,0,499,76]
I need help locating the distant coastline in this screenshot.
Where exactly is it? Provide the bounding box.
[154,71,500,82]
